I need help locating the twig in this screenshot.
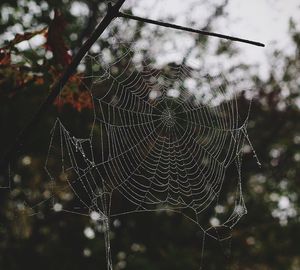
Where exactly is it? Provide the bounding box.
[0,0,126,167]
[118,12,265,47]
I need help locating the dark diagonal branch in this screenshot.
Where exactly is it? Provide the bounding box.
[0,0,126,167]
[118,12,265,47]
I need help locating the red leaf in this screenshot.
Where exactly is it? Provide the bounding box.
[45,9,72,67]
[0,50,11,65]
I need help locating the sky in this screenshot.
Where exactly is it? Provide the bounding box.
[2,0,300,79]
[122,0,300,79]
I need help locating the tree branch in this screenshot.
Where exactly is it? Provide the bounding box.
[117,11,265,47]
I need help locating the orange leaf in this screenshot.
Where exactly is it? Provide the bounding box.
[35,76,44,85]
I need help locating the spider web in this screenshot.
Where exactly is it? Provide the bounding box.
[45,26,259,269]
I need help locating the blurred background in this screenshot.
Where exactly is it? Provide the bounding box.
[0,0,300,269]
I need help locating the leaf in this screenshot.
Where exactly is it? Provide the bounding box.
[0,50,11,65]
[54,73,93,111]
[45,9,72,67]
[35,77,44,85]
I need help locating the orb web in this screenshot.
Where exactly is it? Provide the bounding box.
[45,33,258,269]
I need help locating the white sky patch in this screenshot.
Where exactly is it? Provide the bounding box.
[13,174,21,183]
[167,89,180,98]
[1,6,14,23]
[184,78,197,89]
[113,219,121,228]
[294,153,300,162]
[84,227,95,239]
[215,205,225,214]
[123,0,300,79]
[70,1,90,17]
[15,34,46,51]
[90,211,101,221]
[278,196,290,210]
[149,90,161,100]
[21,156,32,166]
[83,248,92,257]
[210,217,220,227]
[53,203,63,212]
[272,195,297,226]
[235,205,245,216]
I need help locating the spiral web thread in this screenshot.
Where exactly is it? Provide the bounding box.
[45,33,258,269]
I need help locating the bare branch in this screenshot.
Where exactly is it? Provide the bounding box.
[118,12,265,47]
